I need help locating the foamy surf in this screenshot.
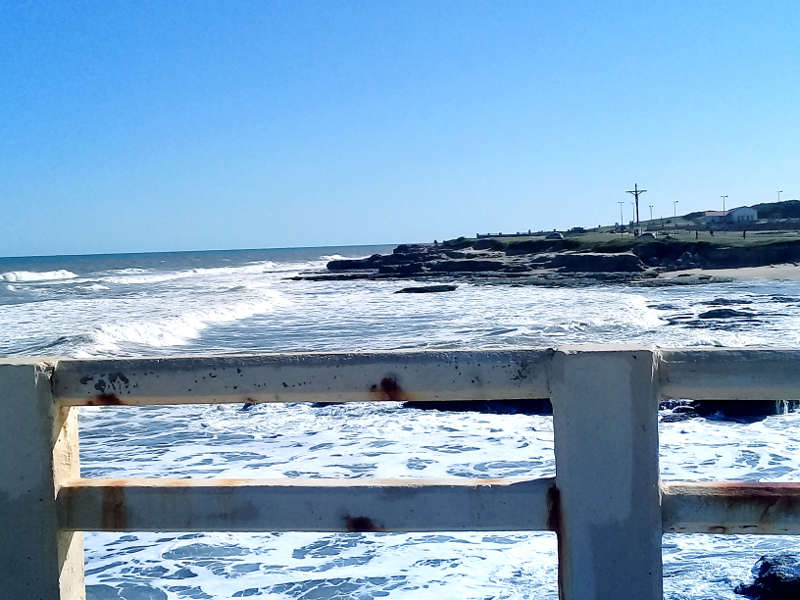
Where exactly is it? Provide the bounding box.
[100,261,279,285]
[1,269,77,282]
[85,290,289,354]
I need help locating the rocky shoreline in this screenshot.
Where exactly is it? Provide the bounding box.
[292,237,800,286]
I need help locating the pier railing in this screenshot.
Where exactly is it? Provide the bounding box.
[3,347,800,599]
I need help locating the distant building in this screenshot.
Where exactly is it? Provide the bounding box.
[702,208,758,225]
[727,206,757,223]
[701,211,727,226]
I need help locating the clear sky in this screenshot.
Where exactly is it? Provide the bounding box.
[2,1,799,256]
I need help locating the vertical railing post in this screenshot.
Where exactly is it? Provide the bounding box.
[0,360,84,599]
[549,348,662,600]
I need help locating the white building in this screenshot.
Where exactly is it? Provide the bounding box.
[727,206,758,223]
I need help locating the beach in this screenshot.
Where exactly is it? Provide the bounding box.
[665,262,800,280]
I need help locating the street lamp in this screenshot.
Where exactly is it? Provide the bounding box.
[779,190,783,202]
[649,204,654,221]
[721,194,728,212]
[617,201,624,229]
[673,200,679,217]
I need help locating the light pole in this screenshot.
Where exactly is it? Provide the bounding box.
[649,204,654,221]
[617,201,624,230]
[673,200,679,217]
[631,201,636,223]
[721,194,728,212]
[779,190,783,202]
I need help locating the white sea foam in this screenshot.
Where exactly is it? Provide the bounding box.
[0,269,77,282]
[320,253,351,261]
[87,290,289,353]
[101,261,278,285]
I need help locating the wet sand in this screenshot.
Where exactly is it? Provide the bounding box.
[664,263,800,281]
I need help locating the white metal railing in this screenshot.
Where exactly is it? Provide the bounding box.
[2,347,800,599]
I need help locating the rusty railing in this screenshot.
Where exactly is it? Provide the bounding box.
[2,347,799,599]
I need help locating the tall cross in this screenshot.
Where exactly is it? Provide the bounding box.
[626,183,647,228]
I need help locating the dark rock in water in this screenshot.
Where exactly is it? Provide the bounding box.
[502,264,534,273]
[395,285,458,294]
[393,243,427,255]
[699,297,753,306]
[403,399,552,415]
[698,308,754,319]
[659,399,699,422]
[550,252,645,273]
[379,262,424,275]
[735,553,800,599]
[327,254,383,270]
[429,259,506,272]
[693,400,798,422]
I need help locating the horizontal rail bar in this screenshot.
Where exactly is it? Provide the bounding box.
[662,482,800,534]
[57,477,555,532]
[49,347,800,406]
[59,478,800,534]
[660,349,800,400]
[52,350,552,406]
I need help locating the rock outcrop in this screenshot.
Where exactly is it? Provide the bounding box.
[550,252,645,272]
[395,285,458,294]
[736,554,800,599]
[311,236,800,286]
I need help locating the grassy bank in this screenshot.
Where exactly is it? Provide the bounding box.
[445,230,800,253]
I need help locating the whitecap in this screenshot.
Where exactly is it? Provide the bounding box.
[1,269,77,282]
[101,261,279,285]
[86,290,290,353]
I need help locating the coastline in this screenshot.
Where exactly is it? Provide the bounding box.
[664,263,800,281]
[296,236,800,286]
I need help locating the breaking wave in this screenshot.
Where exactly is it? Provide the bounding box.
[85,290,289,354]
[1,269,77,282]
[101,262,279,285]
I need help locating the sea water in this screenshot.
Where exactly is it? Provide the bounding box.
[3,245,800,599]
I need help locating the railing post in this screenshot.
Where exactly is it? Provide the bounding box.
[549,348,662,600]
[0,361,84,599]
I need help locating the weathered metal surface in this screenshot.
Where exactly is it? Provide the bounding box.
[660,348,800,400]
[57,477,554,532]
[663,481,800,534]
[550,348,663,600]
[52,350,552,406]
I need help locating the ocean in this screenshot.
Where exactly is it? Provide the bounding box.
[3,245,800,599]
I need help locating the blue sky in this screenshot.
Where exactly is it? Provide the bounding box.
[2,1,799,256]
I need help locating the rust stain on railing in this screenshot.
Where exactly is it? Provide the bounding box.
[369,376,411,402]
[345,515,386,532]
[87,393,126,406]
[101,485,126,530]
[546,483,565,597]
